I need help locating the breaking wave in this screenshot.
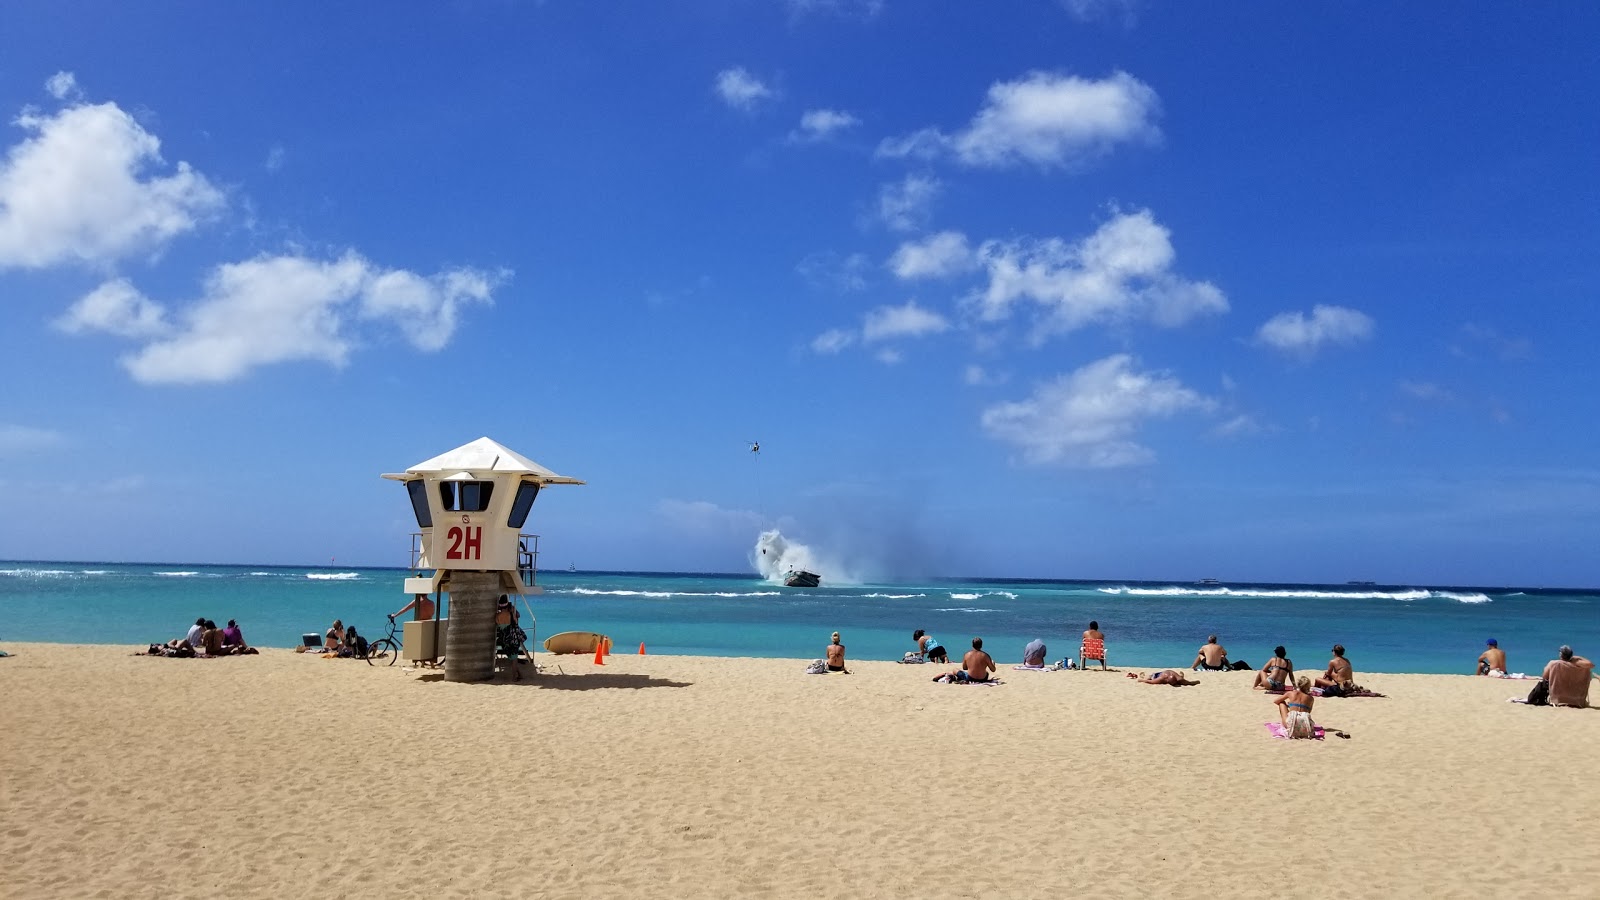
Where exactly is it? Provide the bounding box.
[1096,585,1492,604]
[306,572,361,580]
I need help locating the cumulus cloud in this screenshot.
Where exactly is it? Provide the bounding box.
[786,0,884,19]
[1399,380,1454,402]
[0,94,225,269]
[877,173,941,232]
[657,499,763,535]
[54,278,170,338]
[714,67,775,111]
[265,144,285,172]
[1211,413,1267,439]
[796,251,870,292]
[964,364,1006,386]
[810,328,856,355]
[62,252,504,384]
[44,71,81,101]
[974,209,1226,339]
[1451,323,1531,362]
[1255,305,1374,356]
[0,424,66,456]
[877,70,1160,169]
[980,354,1214,467]
[789,108,860,143]
[889,230,975,280]
[861,300,950,342]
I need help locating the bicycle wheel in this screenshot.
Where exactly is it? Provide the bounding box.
[366,638,398,666]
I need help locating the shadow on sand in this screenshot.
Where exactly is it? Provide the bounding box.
[415,670,693,690]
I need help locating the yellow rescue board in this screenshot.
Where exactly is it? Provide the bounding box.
[542,631,611,654]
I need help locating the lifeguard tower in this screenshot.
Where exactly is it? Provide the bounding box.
[382,437,583,682]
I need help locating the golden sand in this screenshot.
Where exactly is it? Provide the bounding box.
[2,643,1597,899]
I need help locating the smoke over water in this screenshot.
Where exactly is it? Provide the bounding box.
[752,529,857,585]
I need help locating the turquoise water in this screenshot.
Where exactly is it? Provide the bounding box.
[3,561,1596,675]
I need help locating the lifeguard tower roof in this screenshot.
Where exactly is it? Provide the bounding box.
[381,436,584,485]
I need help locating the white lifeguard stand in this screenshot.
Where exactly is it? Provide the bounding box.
[382,436,583,682]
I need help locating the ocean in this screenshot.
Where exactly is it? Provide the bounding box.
[3,561,1596,675]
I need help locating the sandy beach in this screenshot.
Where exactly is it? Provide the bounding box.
[3,643,1597,899]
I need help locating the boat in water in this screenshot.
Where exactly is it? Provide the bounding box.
[784,569,821,588]
[1195,578,1221,586]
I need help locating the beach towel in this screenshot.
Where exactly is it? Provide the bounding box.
[932,674,1003,685]
[1312,686,1386,698]
[1263,722,1325,740]
[1011,664,1048,671]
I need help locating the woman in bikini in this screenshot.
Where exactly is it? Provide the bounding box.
[1253,646,1293,692]
[1275,676,1317,738]
[1314,644,1357,696]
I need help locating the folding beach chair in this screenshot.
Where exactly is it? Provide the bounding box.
[1080,637,1107,670]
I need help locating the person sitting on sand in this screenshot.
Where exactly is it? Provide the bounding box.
[1130,670,1199,686]
[342,625,368,659]
[184,617,205,649]
[1275,676,1318,738]
[325,619,345,651]
[826,632,850,674]
[391,593,437,622]
[221,619,245,650]
[1022,638,1048,667]
[1315,645,1356,695]
[1192,635,1229,671]
[1475,639,1507,677]
[1541,645,1594,708]
[949,637,996,683]
[1253,646,1294,692]
[496,596,525,681]
[200,620,227,656]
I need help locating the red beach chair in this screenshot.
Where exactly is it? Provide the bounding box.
[1080,637,1107,670]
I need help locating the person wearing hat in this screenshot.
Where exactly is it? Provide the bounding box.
[1475,639,1507,677]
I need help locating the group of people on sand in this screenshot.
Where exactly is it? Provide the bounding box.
[1475,639,1595,707]
[149,617,257,657]
[321,619,369,658]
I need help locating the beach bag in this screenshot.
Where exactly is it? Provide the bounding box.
[900,652,926,664]
[1525,679,1550,706]
[805,659,829,674]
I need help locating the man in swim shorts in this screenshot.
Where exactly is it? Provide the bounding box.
[1192,635,1229,671]
[1475,638,1507,676]
[957,637,995,682]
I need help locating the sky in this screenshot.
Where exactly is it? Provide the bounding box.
[2,2,1598,586]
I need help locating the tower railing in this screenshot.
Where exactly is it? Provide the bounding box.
[406,532,541,587]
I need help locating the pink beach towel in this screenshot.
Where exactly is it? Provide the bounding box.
[1263,722,1325,740]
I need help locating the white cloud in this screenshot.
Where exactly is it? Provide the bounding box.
[789,108,859,142]
[1451,323,1531,361]
[1255,305,1374,356]
[657,499,763,534]
[61,252,503,384]
[0,424,66,456]
[974,209,1227,339]
[889,230,975,280]
[796,251,870,292]
[0,100,225,269]
[45,71,81,101]
[963,364,1006,386]
[874,347,903,365]
[1211,413,1267,438]
[1399,380,1454,402]
[54,278,170,338]
[265,144,285,172]
[810,328,856,355]
[786,0,884,19]
[877,174,940,232]
[861,300,950,342]
[980,354,1215,467]
[1060,0,1140,25]
[714,67,774,111]
[877,70,1160,169]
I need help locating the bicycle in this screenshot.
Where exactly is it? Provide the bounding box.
[365,615,403,667]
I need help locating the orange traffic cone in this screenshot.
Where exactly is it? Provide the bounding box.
[638,642,646,655]
[603,637,612,657]
[593,640,605,665]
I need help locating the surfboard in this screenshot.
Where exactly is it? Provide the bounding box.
[542,631,611,654]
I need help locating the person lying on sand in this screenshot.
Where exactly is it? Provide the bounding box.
[1475,639,1507,677]
[1192,635,1229,671]
[1275,677,1318,738]
[826,632,850,674]
[1130,670,1199,686]
[943,636,995,683]
[1253,646,1294,692]
[1315,645,1356,695]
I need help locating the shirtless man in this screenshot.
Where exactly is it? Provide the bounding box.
[1475,639,1507,676]
[1541,646,1593,708]
[390,593,437,622]
[1192,635,1228,671]
[826,632,850,674]
[1315,645,1355,694]
[1081,621,1108,670]
[958,637,996,683]
[1133,670,1199,686]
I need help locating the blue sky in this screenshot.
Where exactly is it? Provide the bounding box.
[2,2,1597,585]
